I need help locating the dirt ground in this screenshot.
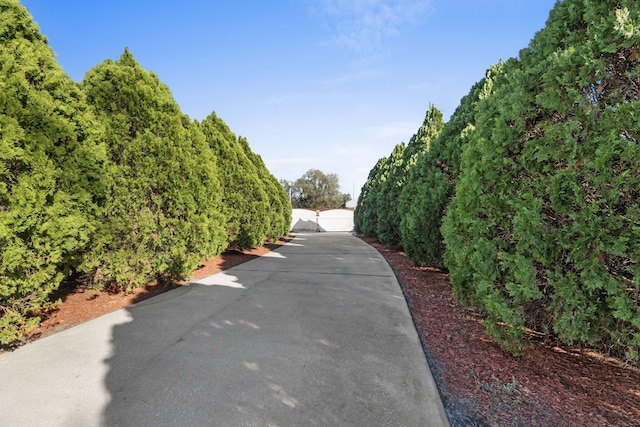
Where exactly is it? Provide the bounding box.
[10,235,640,426]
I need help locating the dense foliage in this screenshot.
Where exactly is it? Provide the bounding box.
[355,105,444,247]
[201,112,290,248]
[80,49,228,290]
[358,0,640,361]
[374,142,406,246]
[354,157,388,238]
[199,113,271,249]
[0,0,106,342]
[247,146,291,242]
[443,0,640,358]
[398,66,501,268]
[395,105,445,254]
[0,2,288,343]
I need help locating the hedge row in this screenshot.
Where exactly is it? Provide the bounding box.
[0,1,290,344]
[356,0,640,361]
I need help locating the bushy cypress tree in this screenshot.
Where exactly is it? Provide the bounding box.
[442,0,640,359]
[0,0,106,342]
[395,105,446,261]
[355,156,389,237]
[354,161,381,236]
[81,49,226,290]
[240,138,291,241]
[398,71,497,268]
[375,142,406,246]
[199,112,271,249]
[357,105,444,246]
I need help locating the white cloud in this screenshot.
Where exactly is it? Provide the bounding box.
[308,0,432,53]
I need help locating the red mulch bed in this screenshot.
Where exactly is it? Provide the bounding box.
[361,236,640,427]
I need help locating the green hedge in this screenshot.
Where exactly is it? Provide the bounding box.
[199,113,270,249]
[442,0,640,359]
[355,105,443,246]
[0,1,106,343]
[80,49,228,290]
[358,0,640,360]
[355,156,388,237]
[375,142,406,246]
[397,63,503,269]
[199,113,291,249]
[397,104,448,265]
[1,2,289,343]
[240,137,291,242]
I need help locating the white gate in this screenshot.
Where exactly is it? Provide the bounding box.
[290,209,354,232]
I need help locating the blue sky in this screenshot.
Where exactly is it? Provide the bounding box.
[21,0,558,200]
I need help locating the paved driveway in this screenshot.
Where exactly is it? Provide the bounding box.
[0,232,449,426]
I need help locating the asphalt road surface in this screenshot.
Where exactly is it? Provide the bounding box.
[0,232,449,426]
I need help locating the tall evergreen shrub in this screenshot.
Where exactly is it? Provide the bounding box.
[0,0,106,342]
[358,105,444,246]
[442,0,640,359]
[81,49,227,290]
[355,156,389,237]
[199,113,271,249]
[396,105,446,263]
[240,137,291,241]
[375,142,406,246]
[378,104,444,248]
[398,67,500,268]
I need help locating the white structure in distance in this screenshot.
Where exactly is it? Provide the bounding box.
[290,209,354,232]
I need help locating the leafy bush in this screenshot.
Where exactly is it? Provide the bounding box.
[375,142,406,246]
[200,113,269,249]
[264,174,292,242]
[81,49,227,290]
[240,137,291,242]
[357,105,443,246]
[396,105,453,265]
[0,3,287,342]
[398,64,503,268]
[0,1,106,343]
[442,0,640,359]
[379,105,446,247]
[355,156,389,237]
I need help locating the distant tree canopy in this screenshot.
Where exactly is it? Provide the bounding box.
[356,0,640,362]
[283,169,351,209]
[0,1,289,344]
